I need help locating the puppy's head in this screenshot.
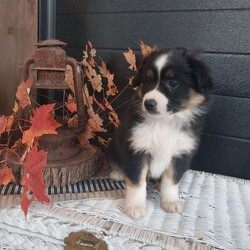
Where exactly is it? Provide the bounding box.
[132,48,213,117]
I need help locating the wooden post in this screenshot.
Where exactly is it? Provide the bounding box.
[0,0,38,115]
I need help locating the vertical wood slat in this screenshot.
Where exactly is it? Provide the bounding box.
[0,0,38,115]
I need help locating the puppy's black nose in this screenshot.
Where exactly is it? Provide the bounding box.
[144,99,157,113]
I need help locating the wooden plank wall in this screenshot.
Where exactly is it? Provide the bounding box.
[0,0,38,115]
[56,0,250,179]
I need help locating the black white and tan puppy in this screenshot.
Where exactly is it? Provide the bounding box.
[106,48,213,219]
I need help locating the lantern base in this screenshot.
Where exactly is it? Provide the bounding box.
[9,145,101,187]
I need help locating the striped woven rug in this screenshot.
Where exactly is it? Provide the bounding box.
[0,177,125,207]
[0,170,250,250]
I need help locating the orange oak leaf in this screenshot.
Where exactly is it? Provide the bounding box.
[21,143,49,217]
[16,78,32,109]
[22,104,61,147]
[0,166,15,185]
[123,48,137,71]
[66,94,77,113]
[0,116,7,135]
[140,41,155,57]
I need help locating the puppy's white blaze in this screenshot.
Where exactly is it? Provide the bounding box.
[143,89,169,115]
[154,54,169,76]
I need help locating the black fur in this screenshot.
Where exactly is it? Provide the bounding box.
[107,47,213,185]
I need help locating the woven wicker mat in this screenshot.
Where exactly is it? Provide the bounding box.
[0,170,250,250]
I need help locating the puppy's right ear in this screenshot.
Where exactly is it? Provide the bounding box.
[131,57,148,87]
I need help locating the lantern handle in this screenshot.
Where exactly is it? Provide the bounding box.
[21,55,35,81]
[66,56,86,132]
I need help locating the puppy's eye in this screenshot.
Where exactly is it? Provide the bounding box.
[167,80,179,89]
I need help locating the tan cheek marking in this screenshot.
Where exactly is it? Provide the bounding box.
[135,86,142,98]
[182,89,205,109]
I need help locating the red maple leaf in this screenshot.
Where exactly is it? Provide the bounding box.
[0,116,7,135]
[22,104,61,147]
[16,78,32,109]
[66,94,77,113]
[21,144,49,217]
[0,166,15,185]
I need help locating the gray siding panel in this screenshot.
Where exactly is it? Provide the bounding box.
[56,11,250,53]
[57,0,250,13]
[205,96,250,139]
[192,134,250,179]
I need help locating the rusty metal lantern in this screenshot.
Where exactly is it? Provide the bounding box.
[17,39,100,186]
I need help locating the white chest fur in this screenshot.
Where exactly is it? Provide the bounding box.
[129,115,196,178]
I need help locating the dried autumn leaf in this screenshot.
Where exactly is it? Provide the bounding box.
[66,94,77,113]
[106,73,118,96]
[104,99,114,111]
[93,95,105,111]
[98,59,118,96]
[0,166,15,185]
[68,114,78,128]
[21,144,49,217]
[98,58,109,77]
[109,111,120,127]
[0,116,7,135]
[16,78,32,109]
[22,104,61,148]
[90,47,96,58]
[78,124,95,149]
[140,41,155,57]
[85,65,102,93]
[11,138,22,150]
[6,115,14,135]
[123,48,137,71]
[97,136,108,147]
[88,113,107,133]
[13,101,19,113]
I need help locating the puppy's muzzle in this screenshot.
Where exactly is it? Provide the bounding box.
[144,99,158,114]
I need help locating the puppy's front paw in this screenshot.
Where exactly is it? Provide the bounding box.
[161,200,183,213]
[124,204,146,219]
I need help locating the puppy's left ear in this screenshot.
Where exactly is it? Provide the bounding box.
[131,56,149,88]
[187,51,214,95]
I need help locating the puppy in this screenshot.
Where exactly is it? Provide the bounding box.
[106,48,213,219]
